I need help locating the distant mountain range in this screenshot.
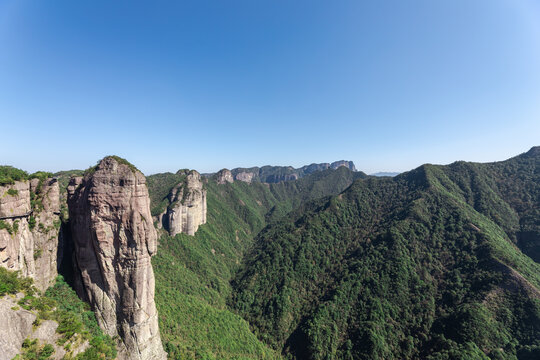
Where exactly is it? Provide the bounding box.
[370,171,400,177]
[205,160,358,183]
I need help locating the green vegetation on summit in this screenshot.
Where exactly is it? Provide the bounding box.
[0,166,29,185]
[0,165,53,186]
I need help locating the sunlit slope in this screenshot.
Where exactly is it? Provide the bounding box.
[232,149,540,359]
[149,167,363,359]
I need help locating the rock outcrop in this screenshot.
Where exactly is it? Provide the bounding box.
[0,293,89,360]
[0,295,36,360]
[217,160,358,184]
[234,171,255,183]
[301,160,357,175]
[67,157,166,360]
[329,160,357,172]
[216,169,234,184]
[163,170,207,236]
[0,178,61,291]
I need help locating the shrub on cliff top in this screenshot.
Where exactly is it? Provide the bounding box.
[0,166,29,185]
[84,155,139,176]
[29,171,53,181]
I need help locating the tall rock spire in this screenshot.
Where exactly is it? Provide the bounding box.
[67,156,166,360]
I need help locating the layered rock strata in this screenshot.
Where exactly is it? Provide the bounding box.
[67,157,166,360]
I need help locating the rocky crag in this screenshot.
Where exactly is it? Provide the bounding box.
[67,157,166,360]
[157,170,207,236]
[212,160,357,184]
[0,176,61,291]
[216,168,234,184]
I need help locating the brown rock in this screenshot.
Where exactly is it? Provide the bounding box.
[67,157,166,360]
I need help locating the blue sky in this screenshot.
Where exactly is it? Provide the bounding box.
[1,0,539,175]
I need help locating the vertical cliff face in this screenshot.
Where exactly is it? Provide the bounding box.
[234,171,256,183]
[164,170,207,236]
[216,169,234,184]
[67,157,166,360]
[29,178,61,291]
[0,178,61,291]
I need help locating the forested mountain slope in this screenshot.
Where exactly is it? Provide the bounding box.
[231,147,540,359]
[148,167,365,358]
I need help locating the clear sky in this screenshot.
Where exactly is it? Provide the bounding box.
[1,0,539,175]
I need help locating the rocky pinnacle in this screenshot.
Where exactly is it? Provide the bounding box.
[67,157,166,360]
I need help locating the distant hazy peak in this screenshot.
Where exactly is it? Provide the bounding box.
[370,172,400,177]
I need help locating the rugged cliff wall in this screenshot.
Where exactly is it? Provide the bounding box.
[216,169,234,184]
[221,160,358,184]
[67,157,166,360]
[0,177,61,291]
[163,170,207,236]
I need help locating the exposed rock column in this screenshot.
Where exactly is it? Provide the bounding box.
[67,157,166,360]
[0,178,61,291]
[30,178,61,291]
[165,170,207,236]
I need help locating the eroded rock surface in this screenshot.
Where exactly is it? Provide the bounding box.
[67,157,166,360]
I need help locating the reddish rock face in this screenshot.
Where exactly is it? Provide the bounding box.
[68,157,166,360]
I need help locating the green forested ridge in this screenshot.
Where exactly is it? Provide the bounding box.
[231,148,540,359]
[149,167,362,359]
[4,149,538,359]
